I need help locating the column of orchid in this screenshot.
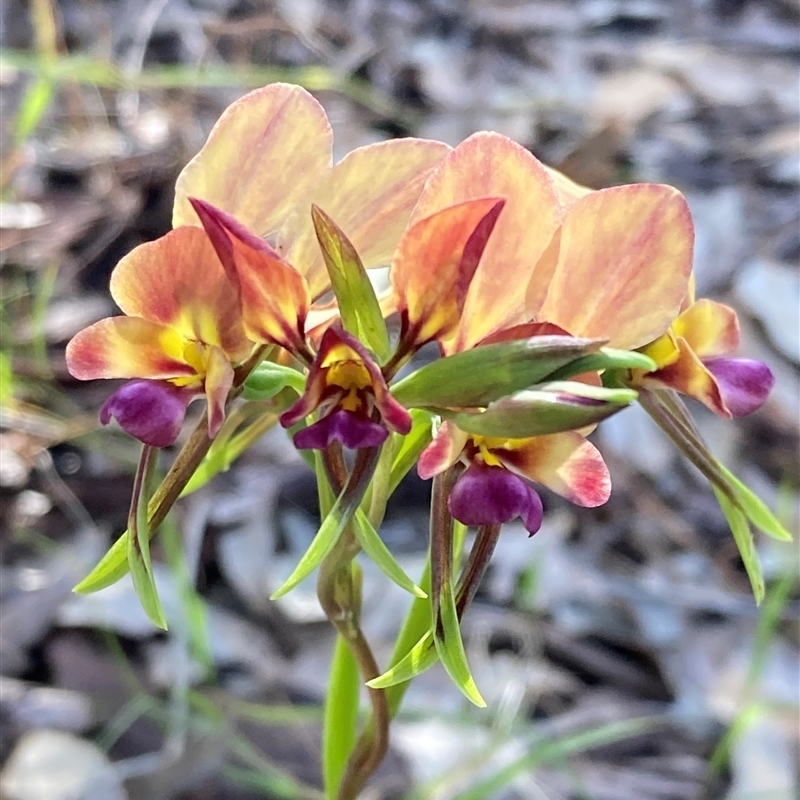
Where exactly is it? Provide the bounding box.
[66,84,790,800]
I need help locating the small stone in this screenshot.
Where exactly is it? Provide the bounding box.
[0,729,127,800]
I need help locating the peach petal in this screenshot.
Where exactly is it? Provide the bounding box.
[391,197,505,348]
[278,138,451,299]
[417,421,469,480]
[496,432,611,507]
[204,345,235,438]
[536,184,694,349]
[173,84,333,235]
[645,336,728,417]
[192,199,310,353]
[672,298,739,358]
[109,227,251,361]
[543,166,593,205]
[66,317,195,381]
[411,132,563,351]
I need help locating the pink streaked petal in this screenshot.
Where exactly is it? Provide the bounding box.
[477,321,571,346]
[644,336,728,417]
[279,138,451,299]
[536,184,694,350]
[705,357,774,417]
[497,432,611,507]
[66,317,195,381]
[204,345,235,438]
[391,197,505,348]
[192,199,310,352]
[173,84,332,235]
[109,227,251,361]
[673,298,739,358]
[411,132,563,351]
[417,421,470,480]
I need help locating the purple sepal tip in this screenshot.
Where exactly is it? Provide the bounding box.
[293,409,389,451]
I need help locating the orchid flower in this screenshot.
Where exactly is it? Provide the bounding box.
[634,279,774,417]
[388,131,694,531]
[66,228,253,446]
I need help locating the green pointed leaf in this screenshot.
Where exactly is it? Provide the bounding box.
[434,578,485,707]
[242,362,306,401]
[312,204,391,362]
[548,347,657,381]
[714,486,765,604]
[441,382,637,438]
[353,509,426,598]
[127,447,167,629]
[389,408,434,494]
[270,489,354,600]
[717,464,793,542]
[73,533,130,593]
[391,336,605,409]
[367,631,437,689]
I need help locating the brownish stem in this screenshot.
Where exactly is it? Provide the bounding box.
[317,445,389,800]
[145,345,269,530]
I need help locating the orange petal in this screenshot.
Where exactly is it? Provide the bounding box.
[173,84,332,235]
[66,317,195,380]
[192,199,310,353]
[536,184,694,349]
[110,227,251,361]
[391,197,505,348]
[672,298,739,358]
[417,421,469,480]
[411,132,563,352]
[645,336,728,417]
[497,432,611,507]
[204,345,235,438]
[278,138,451,299]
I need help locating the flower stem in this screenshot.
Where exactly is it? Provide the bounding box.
[317,445,388,800]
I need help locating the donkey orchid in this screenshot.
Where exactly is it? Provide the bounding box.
[66,227,253,446]
[172,82,450,303]
[634,283,774,417]
[388,131,693,529]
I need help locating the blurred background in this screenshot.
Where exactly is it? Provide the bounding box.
[0,1,798,799]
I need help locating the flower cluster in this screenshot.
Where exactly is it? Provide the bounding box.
[67,84,786,714]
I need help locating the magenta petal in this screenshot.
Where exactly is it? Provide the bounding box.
[704,357,775,417]
[293,409,389,450]
[448,463,544,535]
[100,379,194,447]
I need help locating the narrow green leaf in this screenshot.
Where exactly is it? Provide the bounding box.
[242,362,306,401]
[15,76,53,143]
[270,489,353,600]
[547,347,658,380]
[311,204,391,362]
[391,336,604,409]
[388,409,434,495]
[714,487,765,604]
[717,464,793,542]
[127,447,167,629]
[434,578,485,707]
[441,383,637,438]
[73,533,129,593]
[367,632,437,689]
[323,632,360,798]
[353,510,426,598]
[271,449,377,599]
